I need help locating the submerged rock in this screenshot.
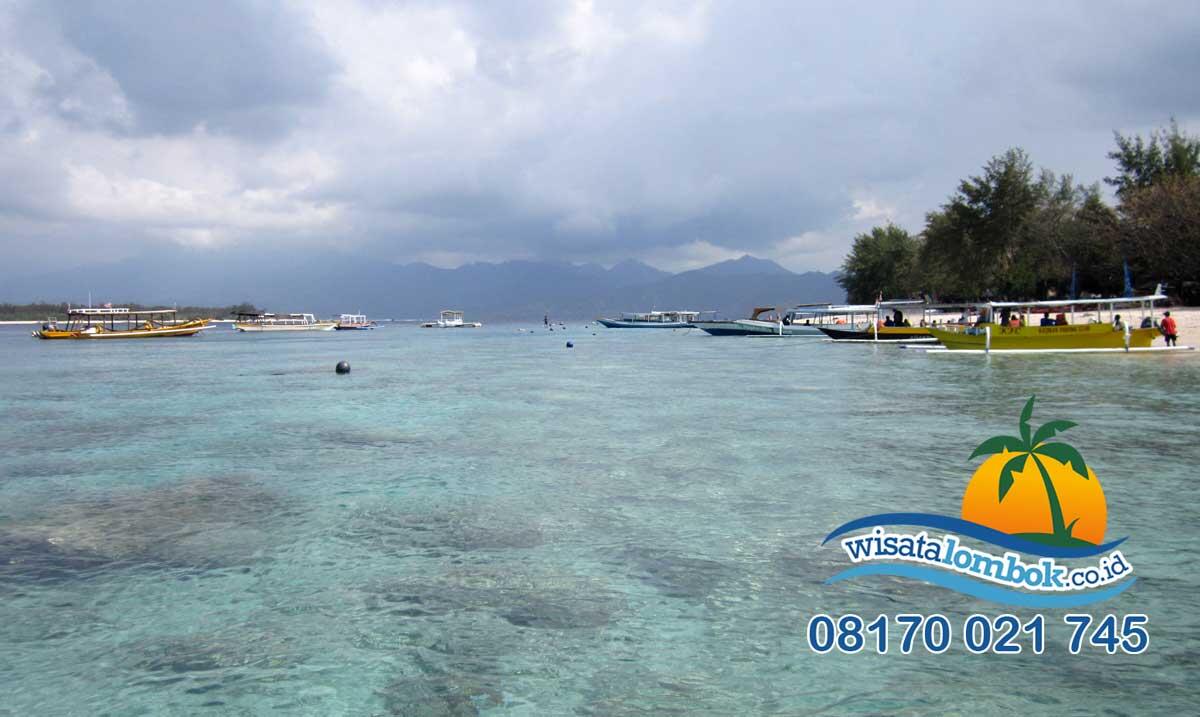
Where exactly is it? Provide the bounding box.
[0,531,117,584]
[618,546,738,601]
[342,505,544,555]
[124,627,307,675]
[363,567,619,630]
[380,673,502,717]
[0,476,285,583]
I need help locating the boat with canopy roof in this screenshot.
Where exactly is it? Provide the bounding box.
[421,310,482,328]
[335,314,377,330]
[925,287,1193,353]
[816,300,942,342]
[32,307,211,339]
[233,312,336,332]
[691,305,834,336]
[597,310,707,328]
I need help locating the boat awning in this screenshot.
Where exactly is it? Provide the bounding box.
[986,294,1166,309]
[749,307,779,320]
[69,308,177,316]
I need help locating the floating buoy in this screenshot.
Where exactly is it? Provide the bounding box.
[566,341,574,348]
[335,361,351,374]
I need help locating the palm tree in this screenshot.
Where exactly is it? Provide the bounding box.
[969,395,1091,543]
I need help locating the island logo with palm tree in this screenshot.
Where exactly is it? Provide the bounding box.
[963,395,1106,547]
[821,396,1135,608]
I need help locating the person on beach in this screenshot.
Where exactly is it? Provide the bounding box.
[1161,311,1178,346]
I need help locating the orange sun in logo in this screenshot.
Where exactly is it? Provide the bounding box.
[962,451,1107,545]
[960,396,1108,547]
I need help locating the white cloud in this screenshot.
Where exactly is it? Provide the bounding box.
[851,197,896,223]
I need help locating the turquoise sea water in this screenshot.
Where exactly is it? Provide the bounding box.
[1,323,1198,715]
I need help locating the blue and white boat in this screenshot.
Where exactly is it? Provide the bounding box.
[692,305,832,336]
[596,311,704,328]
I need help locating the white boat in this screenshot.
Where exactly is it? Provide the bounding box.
[233,312,337,332]
[421,310,482,328]
[335,313,377,330]
[597,311,706,328]
[692,305,836,336]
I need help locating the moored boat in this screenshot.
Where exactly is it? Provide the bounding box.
[597,310,705,328]
[692,305,832,336]
[421,310,482,328]
[33,307,211,340]
[926,289,1190,353]
[335,313,377,330]
[233,312,337,332]
[816,300,939,342]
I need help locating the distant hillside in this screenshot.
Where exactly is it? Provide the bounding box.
[0,250,844,321]
[0,302,260,321]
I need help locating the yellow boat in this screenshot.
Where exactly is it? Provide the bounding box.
[33,307,211,340]
[929,322,1159,351]
[925,288,1189,353]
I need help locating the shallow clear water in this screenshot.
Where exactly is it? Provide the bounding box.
[1,323,1197,715]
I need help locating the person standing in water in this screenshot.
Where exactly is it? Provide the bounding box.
[1161,311,1178,346]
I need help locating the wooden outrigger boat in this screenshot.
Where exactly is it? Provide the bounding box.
[925,288,1193,354]
[233,312,337,332]
[816,300,940,343]
[33,307,211,340]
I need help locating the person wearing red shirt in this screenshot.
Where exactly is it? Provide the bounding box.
[1161,311,1178,346]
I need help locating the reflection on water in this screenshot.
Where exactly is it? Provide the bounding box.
[0,324,1197,714]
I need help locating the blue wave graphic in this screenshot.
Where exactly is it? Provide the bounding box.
[826,564,1136,608]
[822,513,1126,558]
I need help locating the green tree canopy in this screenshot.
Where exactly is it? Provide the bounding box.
[837,223,920,303]
[1117,176,1200,303]
[919,148,1041,299]
[837,124,1197,303]
[1105,118,1200,198]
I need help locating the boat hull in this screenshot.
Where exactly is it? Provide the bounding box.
[234,323,337,332]
[928,324,1159,351]
[818,326,935,342]
[34,321,211,339]
[692,320,824,336]
[598,318,694,328]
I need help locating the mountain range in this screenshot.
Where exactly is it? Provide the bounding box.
[0,250,844,321]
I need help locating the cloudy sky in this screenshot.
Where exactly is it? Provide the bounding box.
[1,0,1197,278]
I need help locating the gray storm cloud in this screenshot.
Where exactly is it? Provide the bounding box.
[0,0,1196,277]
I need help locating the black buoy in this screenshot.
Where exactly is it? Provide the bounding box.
[335,361,351,374]
[566,341,574,348]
